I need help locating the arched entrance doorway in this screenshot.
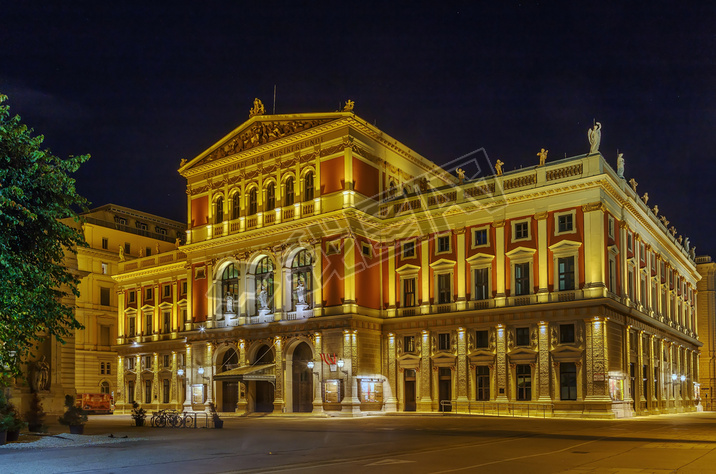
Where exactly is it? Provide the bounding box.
[252,344,274,413]
[292,342,313,412]
[219,349,239,412]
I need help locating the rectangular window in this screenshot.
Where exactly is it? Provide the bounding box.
[181,308,188,325]
[100,362,105,375]
[145,355,152,369]
[145,287,153,301]
[285,178,294,206]
[127,381,135,403]
[162,310,171,333]
[128,317,136,337]
[558,256,575,291]
[101,237,108,250]
[106,362,111,375]
[627,232,633,252]
[101,262,109,275]
[266,185,276,211]
[100,325,110,346]
[437,235,450,253]
[628,268,635,299]
[128,291,136,304]
[560,362,577,400]
[514,221,529,240]
[476,366,490,401]
[516,364,532,401]
[127,357,135,371]
[475,330,489,349]
[124,242,131,254]
[473,228,488,246]
[100,287,111,306]
[437,273,451,304]
[136,221,148,231]
[514,262,530,296]
[181,281,187,295]
[361,242,372,258]
[515,327,530,346]
[557,214,573,233]
[474,267,489,300]
[163,285,171,298]
[608,258,616,293]
[163,379,170,404]
[163,354,170,368]
[146,247,152,257]
[248,189,258,215]
[608,216,615,239]
[438,333,451,351]
[145,379,152,404]
[404,336,415,353]
[559,324,575,344]
[145,316,152,335]
[403,241,415,258]
[403,278,416,307]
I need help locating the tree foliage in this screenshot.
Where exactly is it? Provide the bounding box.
[0,93,89,378]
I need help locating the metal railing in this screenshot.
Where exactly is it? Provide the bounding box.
[438,401,552,418]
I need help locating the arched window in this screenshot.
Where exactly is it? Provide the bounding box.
[215,197,224,224]
[304,172,314,202]
[222,264,239,314]
[231,193,240,220]
[285,177,294,206]
[255,256,274,313]
[291,249,312,310]
[248,188,258,216]
[389,180,396,197]
[220,348,238,373]
[265,182,276,211]
[100,381,110,395]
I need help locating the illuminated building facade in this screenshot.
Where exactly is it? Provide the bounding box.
[696,255,715,410]
[113,102,700,418]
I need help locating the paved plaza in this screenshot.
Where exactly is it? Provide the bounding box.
[3,412,716,473]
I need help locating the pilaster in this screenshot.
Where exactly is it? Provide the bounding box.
[495,324,508,401]
[418,330,432,410]
[456,327,469,403]
[385,333,398,412]
[537,322,551,401]
[535,212,549,302]
[494,221,506,307]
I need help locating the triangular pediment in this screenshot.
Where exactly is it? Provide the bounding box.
[396,263,421,275]
[180,111,351,172]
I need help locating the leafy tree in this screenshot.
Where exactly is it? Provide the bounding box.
[0,93,89,378]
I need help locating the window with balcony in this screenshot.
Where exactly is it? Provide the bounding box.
[248,188,258,216]
[232,193,240,220]
[403,278,416,307]
[304,172,314,202]
[473,267,489,300]
[266,182,276,211]
[214,197,223,224]
[285,177,295,206]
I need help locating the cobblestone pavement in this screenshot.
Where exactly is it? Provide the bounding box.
[2,412,716,473]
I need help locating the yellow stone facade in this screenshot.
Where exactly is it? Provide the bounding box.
[696,256,715,410]
[113,106,700,418]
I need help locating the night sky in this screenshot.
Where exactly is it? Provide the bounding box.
[2,3,715,256]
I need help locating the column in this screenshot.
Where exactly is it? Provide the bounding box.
[170,351,178,405]
[535,212,549,302]
[624,325,633,410]
[342,137,354,209]
[537,321,551,401]
[135,354,143,405]
[273,336,285,412]
[583,203,606,298]
[273,249,284,322]
[239,261,248,325]
[206,262,215,327]
[117,355,125,411]
[343,237,356,313]
[312,241,323,317]
[456,328,469,405]
[494,221,506,307]
[456,229,467,310]
[420,237,430,314]
[117,290,125,342]
[636,330,644,414]
[418,330,432,410]
[387,242,396,317]
[205,343,214,410]
[495,324,508,402]
[153,352,159,408]
[186,267,193,330]
[237,340,247,413]
[585,317,610,402]
[341,330,360,414]
[385,333,398,412]
[183,344,192,410]
[312,332,324,413]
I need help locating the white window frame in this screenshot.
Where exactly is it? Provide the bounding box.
[554,210,577,236]
[549,240,581,292]
[402,239,417,259]
[511,219,531,243]
[506,248,536,297]
[471,226,490,249]
[466,253,494,302]
[396,264,421,309]
[435,233,451,255]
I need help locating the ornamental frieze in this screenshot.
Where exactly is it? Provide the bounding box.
[200,119,334,166]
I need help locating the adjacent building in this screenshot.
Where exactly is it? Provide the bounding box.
[696,255,715,410]
[113,101,701,418]
[11,205,184,413]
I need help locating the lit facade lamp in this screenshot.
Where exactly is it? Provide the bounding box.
[671,373,677,381]
[680,375,686,382]
[337,359,348,376]
[198,366,205,375]
[177,368,184,377]
[307,361,315,369]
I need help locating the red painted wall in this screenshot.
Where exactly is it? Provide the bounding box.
[320,157,344,195]
[192,264,207,322]
[353,157,379,198]
[191,195,208,228]
[322,236,345,307]
[354,236,381,309]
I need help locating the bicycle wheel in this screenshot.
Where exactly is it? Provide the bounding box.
[183,414,194,428]
[169,414,180,428]
[156,414,166,428]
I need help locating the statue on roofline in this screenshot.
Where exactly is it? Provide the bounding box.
[537,148,548,166]
[588,122,602,155]
[495,159,504,176]
[249,98,265,118]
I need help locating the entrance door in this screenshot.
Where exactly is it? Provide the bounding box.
[222,382,238,412]
[438,367,451,412]
[255,382,275,412]
[404,369,416,412]
[292,342,313,412]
